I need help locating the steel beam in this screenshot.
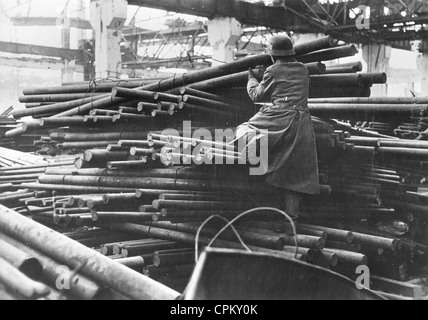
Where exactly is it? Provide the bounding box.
[127,0,314,32]
[10,17,92,29]
[0,56,83,71]
[0,41,83,61]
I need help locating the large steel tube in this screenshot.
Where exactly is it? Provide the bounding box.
[37,175,273,193]
[0,238,43,278]
[146,221,285,250]
[38,117,89,127]
[13,95,107,119]
[309,86,371,98]
[378,140,428,150]
[0,183,15,192]
[111,87,157,103]
[360,73,388,85]
[152,250,195,268]
[299,224,354,243]
[152,199,281,211]
[324,66,358,74]
[308,103,427,119]
[323,249,368,266]
[0,233,102,300]
[92,212,158,224]
[305,62,327,75]
[330,61,363,71]
[22,80,156,96]
[176,87,233,104]
[294,36,337,55]
[297,45,359,64]
[0,205,180,300]
[83,150,130,163]
[351,232,399,252]
[181,94,239,111]
[57,141,118,150]
[310,74,362,87]
[309,97,428,104]
[121,241,189,258]
[22,183,137,194]
[50,131,149,142]
[0,256,50,299]
[18,93,105,103]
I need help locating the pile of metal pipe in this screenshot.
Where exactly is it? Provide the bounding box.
[1,34,428,299]
[0,204,179,300]
[11,36,354,122]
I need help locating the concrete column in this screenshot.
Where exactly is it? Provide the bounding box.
[0,11,10,42]
[417,53,428,97]
[61,4,74,84]
[362,43,391,97]
[208,17,242,67]
[90,0,127,78]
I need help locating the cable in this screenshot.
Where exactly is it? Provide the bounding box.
[195,215,251,263]
[208,207,299,259]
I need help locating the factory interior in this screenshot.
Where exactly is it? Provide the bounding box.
[0,0,428,301]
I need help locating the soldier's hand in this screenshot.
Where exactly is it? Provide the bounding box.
[256,65,266,75]
[248,68,256,80]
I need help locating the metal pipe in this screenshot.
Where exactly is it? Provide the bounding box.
[323,248,368,266]
[329,61,363,71]
[115,257,146,272]
[309,86,371,98]
[299,224,354,243]
[121,241,189,258]
[326,240,362,253]
[57,141,118,150]
[146,221,284,250]
[22,182,137,194]
[310,74,362,87]
[181,94,239,111]
[19,93,105,103]
[152,251,195,268]
[13,95,107,119]
[37,175,271,193]
[351,232,399,251]
[151,110,174,117]
[0,238,43,279]
[308,103,427,119]
[152,199,281,211]
[112,113,152,122]
[83,150,130,163]
[51,131,149,142]
[92,212,158,224]
[304,62,327,75]
[360,73,388,84]
[178,87,233,103]
[324,66,358,74]
[298,45,358,64]
[0,256,50,299]
[309,97,428,104]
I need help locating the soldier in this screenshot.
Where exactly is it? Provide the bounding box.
[237,34,320,219]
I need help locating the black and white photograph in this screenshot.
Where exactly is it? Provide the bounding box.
[0,0,427,303]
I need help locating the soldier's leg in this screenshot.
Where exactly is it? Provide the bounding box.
[285,190,301,218]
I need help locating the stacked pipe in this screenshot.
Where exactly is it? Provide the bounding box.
[19,135,426,298]
[0,204,179,300]
[0,35,427,299]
